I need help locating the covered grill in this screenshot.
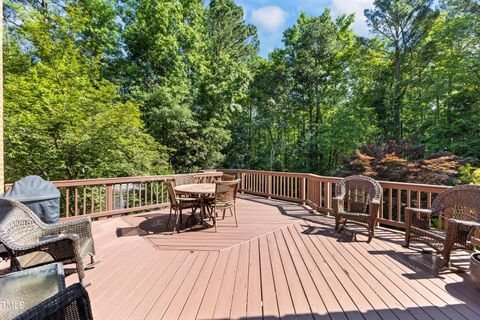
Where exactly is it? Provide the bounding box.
[1,175,61,224]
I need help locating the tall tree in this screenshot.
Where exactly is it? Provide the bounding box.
[3,0,168,181]
[122,0,258,172]
[283,10,363,172]
[365,0,438,140]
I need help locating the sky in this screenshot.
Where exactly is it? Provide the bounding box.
[235,0,375,58]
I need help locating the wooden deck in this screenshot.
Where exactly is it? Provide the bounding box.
[66,195,480,319]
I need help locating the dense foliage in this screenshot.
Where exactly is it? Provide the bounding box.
[3,0,480,183]
[4,0,169,181]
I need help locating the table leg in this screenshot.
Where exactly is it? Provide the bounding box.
[200,196,205,223]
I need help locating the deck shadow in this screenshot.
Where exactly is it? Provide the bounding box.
[118,212,207,237]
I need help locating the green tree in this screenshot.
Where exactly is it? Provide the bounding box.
[122,0,258,172]
[365,0,438,140]
[3,0,169,181]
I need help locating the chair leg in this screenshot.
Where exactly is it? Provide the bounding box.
[11,257,22,271]
[367,230,373,243]
[334,216,340,232]
[173,209,181,234]
[222,209,226,219]
[167,207,173,226]
[229,207,233,216]
[367,222,375,243]
[404,232,411,248]
[442,250,452,267]
[213,214,217,232]
[233,206,238,227]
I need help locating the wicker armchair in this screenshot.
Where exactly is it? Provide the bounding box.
[220,174,236,181]
[404,185,480,267]
[0,199,95,284]
[210,179,240,232]
[166,181,199,234]
[14,283,93,320]
[333,175,382,243]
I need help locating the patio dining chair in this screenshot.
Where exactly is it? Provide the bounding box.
[174,174,197,186]
[210,179,240,232]
[404,185,480,267]
[333,175,382,243]
[166,181,199,234]
[0,199,96,285]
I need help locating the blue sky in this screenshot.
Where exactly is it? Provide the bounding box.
[235,0,375,58]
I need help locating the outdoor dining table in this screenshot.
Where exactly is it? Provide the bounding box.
[174,183,216,227]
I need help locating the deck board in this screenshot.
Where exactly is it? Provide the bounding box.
[49,195,480,320]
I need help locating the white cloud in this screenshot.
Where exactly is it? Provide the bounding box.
[251,6,287,33]
[330,0,374,36]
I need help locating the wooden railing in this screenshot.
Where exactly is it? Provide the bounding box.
[5,169,454,230]
[6,172,222,220]
[225,169,450,230]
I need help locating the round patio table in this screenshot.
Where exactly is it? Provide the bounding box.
[174,183,216,228]
[174,183,215,195]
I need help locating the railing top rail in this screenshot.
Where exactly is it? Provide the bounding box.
[5,172,223,188]
[231,169,451,191]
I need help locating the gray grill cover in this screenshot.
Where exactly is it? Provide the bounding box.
[2,176,61,223]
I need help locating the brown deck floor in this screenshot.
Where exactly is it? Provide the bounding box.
[62,195,480,319]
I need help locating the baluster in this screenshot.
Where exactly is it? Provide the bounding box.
[150,182,153,205]
[65,188,70,217]
[388,188,393,220]
[301,177,306,205]
[379,193,384,220]
[293,177,296,199]
[74,188,78,216]
[99,186,103,212]
[397,189,402,221]
[319,181,323,208]
[268,175,272,199]
[406,190,411,209]
[287,176,291,198]
[133,183,136,207]
[91,186,94,214]
[83,186,87,215]
[161,180,165,203]
[126,183,130,208]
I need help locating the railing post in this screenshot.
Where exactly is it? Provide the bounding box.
[326,182,332,213]
[267,174,272,199]
[301,176,306,205]
[106,184,114,211]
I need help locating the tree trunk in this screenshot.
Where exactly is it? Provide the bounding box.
[394,41,402,140]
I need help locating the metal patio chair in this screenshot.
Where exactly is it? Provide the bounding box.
[166,181,199,234]
[210,179,240,232]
